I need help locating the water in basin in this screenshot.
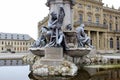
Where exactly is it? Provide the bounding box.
[0,60,120,80]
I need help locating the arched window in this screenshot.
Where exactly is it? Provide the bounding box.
[116,23,118,31]
[96,16,99,25]
[79,14,83,23]
[109,23,112,31]
[88,15,92,23]
[110,38,113,48]
[103,19,107,26]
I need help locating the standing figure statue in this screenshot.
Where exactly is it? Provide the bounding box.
[76,24,93,48]
[46,7,67,49]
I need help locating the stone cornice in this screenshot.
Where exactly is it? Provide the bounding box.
[103,6,120,14]
[85,0,104,5]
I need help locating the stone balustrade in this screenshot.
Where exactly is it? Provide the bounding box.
[0,53,29,66]
[0,53,28,60]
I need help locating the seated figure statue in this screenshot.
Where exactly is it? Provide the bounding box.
[76,24,93,48]
[31,7,68,51]
[31,26,49,48]
[46,7,67,48]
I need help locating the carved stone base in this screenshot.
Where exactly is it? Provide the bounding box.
[40,58,64,67]
[44,47,63,59]
[40,47,64,66]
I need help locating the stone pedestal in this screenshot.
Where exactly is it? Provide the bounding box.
[44,47,63,59]
[40,47,64,66]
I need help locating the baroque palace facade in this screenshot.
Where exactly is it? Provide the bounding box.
[0,32,34,53]
[38,0,120,52]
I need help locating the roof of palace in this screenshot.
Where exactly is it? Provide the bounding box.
[0,32,33,41]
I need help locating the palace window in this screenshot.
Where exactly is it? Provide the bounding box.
[17,42,19,45]
[87,5,91,10]
[2,47,3,50]
[88,15,92,23]
[109,23,112,31]
[110,15,112,19]
[14,42,16,45]
[2,41,4,45]
[20,42,22,45]
[103,20,107,26]
[78,3,82,8]
[14,47,16,51]
[17,47,19,51]
[96,16,99,24]
[90,40,92,45]
[110,38,113,48]
[117,38,119,50]
[103,14,106,17]
[96,7,99,12]
[116,23,118,31]
[79,14,83,23]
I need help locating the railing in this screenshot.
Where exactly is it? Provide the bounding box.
[0,53,28,60]
[0,60,25,66]
[74,21,108,28]
[114,30,120,33]
[84,22,108,28]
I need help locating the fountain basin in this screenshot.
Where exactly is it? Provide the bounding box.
[29,48,45,57]
[66,48,91,57]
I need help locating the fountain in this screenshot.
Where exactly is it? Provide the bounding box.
[23,0,93,78]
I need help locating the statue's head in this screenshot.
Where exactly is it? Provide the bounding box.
[50,12,57,20]
[80,24,85,28]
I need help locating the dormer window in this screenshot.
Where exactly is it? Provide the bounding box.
[5,34,7,39]
[17,35,19,39]
[23,35,25,40]
[11,34,13,39]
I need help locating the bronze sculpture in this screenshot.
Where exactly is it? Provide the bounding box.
[31,7,68,50]
[76,24,93,48]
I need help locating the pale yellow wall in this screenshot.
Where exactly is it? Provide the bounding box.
[0,39,34,53]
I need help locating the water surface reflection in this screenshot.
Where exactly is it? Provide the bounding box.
[0,60,120,80]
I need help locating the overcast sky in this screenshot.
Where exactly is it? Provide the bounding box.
[0,0,119,40]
